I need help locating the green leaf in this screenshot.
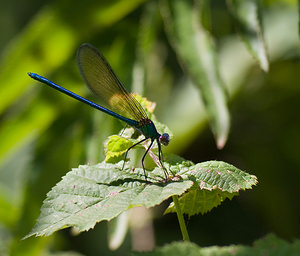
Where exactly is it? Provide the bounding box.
[131,234,300,255]
[165,189,237,216]
[104,94,172,164]
[161,0,230,149]
[228,0,269,72]
[25,158,256,238]
[165,161,256,216]
[186,161,257,192]
[24,162,193,238]
[104,135,134,163]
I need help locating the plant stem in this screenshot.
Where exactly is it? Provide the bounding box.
[172,195,190,241]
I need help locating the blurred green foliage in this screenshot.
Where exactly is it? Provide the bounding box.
[0,0,299,255]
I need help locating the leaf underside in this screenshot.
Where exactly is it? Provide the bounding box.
[161,0,230,149]
[228,0,269,72]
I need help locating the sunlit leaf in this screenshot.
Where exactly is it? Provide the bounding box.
[24,159,256,238]
[165,160,256,216]
[104,135,134,163]
[24,162,193,238]
[104,94,172,164]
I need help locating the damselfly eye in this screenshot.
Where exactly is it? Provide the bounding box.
[159,133,170,146]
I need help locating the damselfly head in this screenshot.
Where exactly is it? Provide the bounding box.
[159,133,170,146]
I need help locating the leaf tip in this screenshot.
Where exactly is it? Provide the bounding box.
[216,134,227,149]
